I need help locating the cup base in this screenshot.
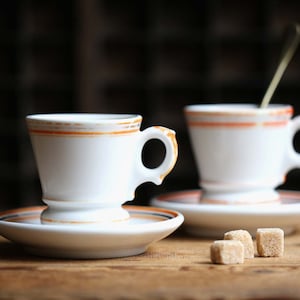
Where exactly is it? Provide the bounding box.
[200,189,280,205]
[40,205,130,225]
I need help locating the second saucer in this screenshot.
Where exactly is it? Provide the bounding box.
[151,189,300,238]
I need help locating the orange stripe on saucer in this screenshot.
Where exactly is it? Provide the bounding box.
[158,190,200,202]
[125,205,179,218]
[0,206,44,218]
[200,198,281,205]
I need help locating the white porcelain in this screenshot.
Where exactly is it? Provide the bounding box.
[184,104,300,204]
[0,205,183,259]
[26,114,178,225]
[151,189,300,238]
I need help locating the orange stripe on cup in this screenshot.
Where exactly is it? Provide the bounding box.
[263,121,289,127]
[117,117,142,125]
[187,121,288,128]
[29,128,139,136]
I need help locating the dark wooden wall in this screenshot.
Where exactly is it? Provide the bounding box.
[1,0,300,209]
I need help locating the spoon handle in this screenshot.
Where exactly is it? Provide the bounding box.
[260,24,300,109]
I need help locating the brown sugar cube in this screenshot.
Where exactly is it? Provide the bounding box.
[256,228,284,257]
[210,240,244,264]
[224,229,254,258]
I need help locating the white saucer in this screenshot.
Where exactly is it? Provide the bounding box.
[151,189,300,238]
[0,205,183,259]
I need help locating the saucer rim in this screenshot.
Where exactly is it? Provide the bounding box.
[0,205,184,259]
[151,189,300,215]
[0,205,184,233]
[150,189,300,237]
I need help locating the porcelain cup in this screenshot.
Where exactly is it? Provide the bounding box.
[184,104,300,205]
[26,113,178,225]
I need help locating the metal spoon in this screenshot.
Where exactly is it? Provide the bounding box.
[260,23,300,108]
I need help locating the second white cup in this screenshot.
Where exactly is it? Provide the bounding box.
[185,104,300,205]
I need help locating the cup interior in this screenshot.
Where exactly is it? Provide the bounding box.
[184,103,292,115]
[26,113,141,124]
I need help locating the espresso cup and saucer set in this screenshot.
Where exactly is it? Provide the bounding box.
[0,113,182,259]
[2,104,300,258]
[152,104,300,237]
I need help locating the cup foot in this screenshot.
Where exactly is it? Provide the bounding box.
[40,205,130,225]
[200,189,280,205]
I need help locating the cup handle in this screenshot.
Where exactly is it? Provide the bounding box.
[287,116,300,171]
[132,126,178,188]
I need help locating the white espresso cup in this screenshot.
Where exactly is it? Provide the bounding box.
[26,113,178,224]
[184,104,300,205]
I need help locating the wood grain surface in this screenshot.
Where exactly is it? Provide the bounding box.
[1,229,300,299]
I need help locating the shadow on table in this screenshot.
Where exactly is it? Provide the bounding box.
[0,240,32,260]
[0,239,42,261]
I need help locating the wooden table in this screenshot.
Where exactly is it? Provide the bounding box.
[1,228,300,299]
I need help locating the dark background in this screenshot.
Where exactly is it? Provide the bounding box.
[1,0,300,210]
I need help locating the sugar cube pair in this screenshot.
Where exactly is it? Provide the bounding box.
[210,229,253,265]
[210,228,284,265]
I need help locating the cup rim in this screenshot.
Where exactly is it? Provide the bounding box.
[184,103,293,115]
[26,113,142,124]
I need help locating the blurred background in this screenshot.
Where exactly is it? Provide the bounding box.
[1,0,300,210]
